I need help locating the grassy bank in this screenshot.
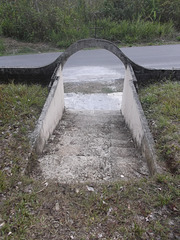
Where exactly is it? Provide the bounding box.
[0,82,179,239]
[139,80,180,174]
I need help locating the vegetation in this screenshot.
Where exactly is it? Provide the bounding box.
[0,39,5,56]
[0,82,179,239]
[0,0,179,48]
[0,83,48,193]
[139,80,180,173]
[0,83,48,239]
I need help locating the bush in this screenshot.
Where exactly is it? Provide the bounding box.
[0,0,178,45]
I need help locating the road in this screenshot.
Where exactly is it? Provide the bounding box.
[0,44,179,81]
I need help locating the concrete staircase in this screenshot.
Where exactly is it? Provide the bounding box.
[37,79,149,183]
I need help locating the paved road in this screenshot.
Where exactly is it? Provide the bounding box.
[0,44,179,68]
[0,44,179,80]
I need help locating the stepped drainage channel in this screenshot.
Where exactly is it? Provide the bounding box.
[33,74,149,183]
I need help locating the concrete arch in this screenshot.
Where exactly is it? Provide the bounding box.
[1,38,179,85]
[56,38,137,69]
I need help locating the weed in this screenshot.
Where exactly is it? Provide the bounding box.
[157,193,172,206]
[133,222,145,238]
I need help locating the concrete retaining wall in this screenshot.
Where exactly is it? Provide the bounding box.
[134,67,180,85]
[30,64,64,154]
[121,64,159,175]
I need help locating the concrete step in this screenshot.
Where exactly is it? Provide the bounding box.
[64,79,124,94]
[37,109,149,183]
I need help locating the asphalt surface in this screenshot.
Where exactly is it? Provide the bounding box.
[0,44,179,80]
[0,44,179,69]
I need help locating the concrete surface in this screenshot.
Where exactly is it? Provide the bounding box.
[122,64,159,175]
[64,93,123,111]
[36,110,149,183]
[31,65,64,154]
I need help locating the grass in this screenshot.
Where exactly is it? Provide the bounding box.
[0,82,179,239]
[139,80,180,173]
[15,174,180,239]
[0,83,48,187]
[99,19,176,44]
[0,83,48,239]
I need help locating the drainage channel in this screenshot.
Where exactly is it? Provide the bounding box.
[34,77,149,183]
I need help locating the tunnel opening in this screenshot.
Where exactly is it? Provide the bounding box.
[62,48,125,112]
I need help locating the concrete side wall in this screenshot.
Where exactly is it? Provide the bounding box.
[31,64,64,154]
[122,65,159,175]
[134,67,180,85]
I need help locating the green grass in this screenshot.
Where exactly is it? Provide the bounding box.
[139,80,180,173]
[0,83,48,239]
[0,82,179,239]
